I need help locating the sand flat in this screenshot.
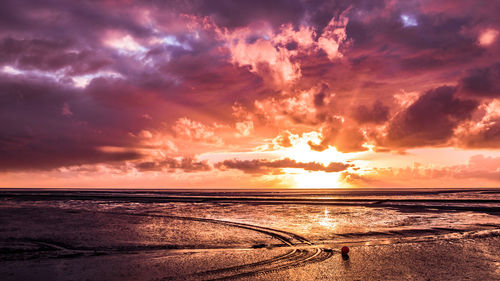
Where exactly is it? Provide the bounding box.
[1,189,499,280]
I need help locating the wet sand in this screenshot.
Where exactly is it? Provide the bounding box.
[1,189,499,280]
[2,237,499,280]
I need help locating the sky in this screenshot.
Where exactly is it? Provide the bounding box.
[1,0,500,189]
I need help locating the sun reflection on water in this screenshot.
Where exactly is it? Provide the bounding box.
[317,207,338,229]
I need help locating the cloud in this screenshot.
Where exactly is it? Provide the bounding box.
[340,154,500,187]
[459,117,500,148]
[1,0,500,187]
[0,75,146,171]
[307,117,368,153]
[135,157,211,172]
[226,30,301,84]
[469,154,500,171]
[273,131,293,148]
[0,37,111,75]
[235,120,254,137]
[317,12,349,60]
[351,101,390,124]
[197,0,306,29]
[478,28,499,46]
[220,12,349,86]
[382,86,478,148]
[61,102,73,117]
[460,63,500,97]
[216,157,352,174]
[172,117,223,144]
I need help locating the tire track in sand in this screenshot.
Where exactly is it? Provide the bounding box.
[112,212,332,280]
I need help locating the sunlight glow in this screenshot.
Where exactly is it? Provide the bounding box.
[272,131,361,188]
[279,131,349,165]
[289,169,346,189]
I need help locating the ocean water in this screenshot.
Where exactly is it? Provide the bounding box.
[1,188,499,280]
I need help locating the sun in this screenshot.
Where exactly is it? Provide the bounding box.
[278,131,349,164]
[275,132,354,189]
[288,169,346,189]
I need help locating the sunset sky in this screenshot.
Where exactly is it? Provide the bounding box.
[1,0,500,188]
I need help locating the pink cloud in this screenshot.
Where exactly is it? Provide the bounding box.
[341,154,500,187]
[478,28,499,46]
[317,13,349,60]
[172,117,223,144]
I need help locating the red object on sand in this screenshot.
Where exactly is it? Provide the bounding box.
[341,246,349,254]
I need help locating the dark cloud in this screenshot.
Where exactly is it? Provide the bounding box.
[0,139,141,171]
[135,157,211,172]
[344,1,488,81]
[216,158,352,174]
[159,51,265,109]
[383,86,478,147]
[0,0,151,45]
[0,37,111,75]
[0,75,146,171]
[197,0,305,29]
[194,0,389,32]
[351,101,390,124]
[460,63,500,97]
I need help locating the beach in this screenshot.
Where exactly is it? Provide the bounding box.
[1,189,499,280]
